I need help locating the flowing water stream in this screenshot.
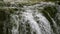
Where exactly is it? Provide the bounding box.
[0,1,60,34]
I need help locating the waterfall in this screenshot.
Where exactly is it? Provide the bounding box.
[0,1,60,34]
[10,7,52,34]
[9,2,56,34]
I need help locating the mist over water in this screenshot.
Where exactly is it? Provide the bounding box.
[0,1,60,34]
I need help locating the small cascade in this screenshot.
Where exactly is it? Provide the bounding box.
[0,1,60,34]
[9,2,57,34]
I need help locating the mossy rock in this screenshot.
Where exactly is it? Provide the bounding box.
[42,6,57,18]
[0,11,8,21]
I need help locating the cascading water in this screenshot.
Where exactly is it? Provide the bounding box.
[9,2,57,34]
[0,1,60,34]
